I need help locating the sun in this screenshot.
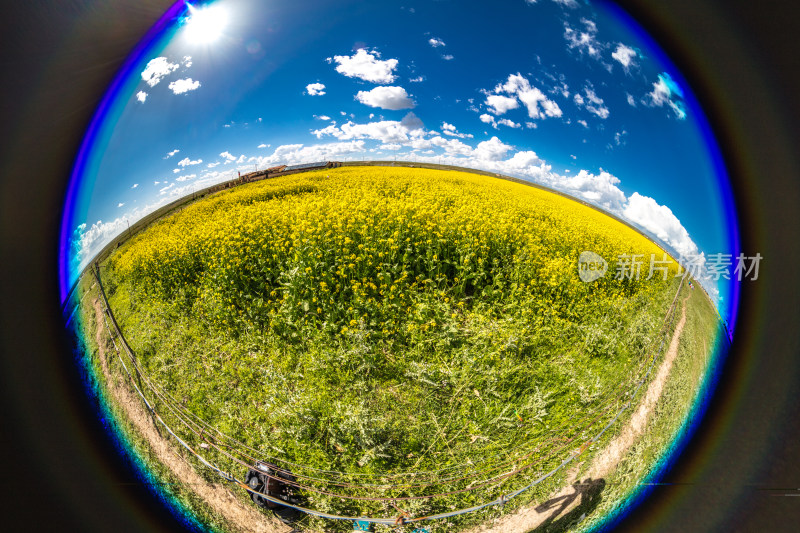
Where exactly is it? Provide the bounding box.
[184,3,229,45]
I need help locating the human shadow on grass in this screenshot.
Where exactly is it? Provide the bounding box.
[530,477,606,533]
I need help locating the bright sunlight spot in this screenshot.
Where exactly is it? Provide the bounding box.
[184,3,228,45]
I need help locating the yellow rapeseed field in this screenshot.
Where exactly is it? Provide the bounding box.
[105,166,681,528]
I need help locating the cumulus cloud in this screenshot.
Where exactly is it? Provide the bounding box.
[550,170,627,213]
[220,151,238,163]
[494,73,562,120]
[484,94,519,115]
[175,174,197,182]
[626,93,636,107]
[552,0,578,7]
[159,183,174,194]
[250,141,367,168]
[643,72,687,119]
[409,76,424,83]
[316,115,331,121]
[441,54,454,61]
[329,49,398,84]
[612,44,637,69]
[479,114,497,129]
[498,118,521,128]
[623,193,699,259]
[312,112,426,144]
[165,149,180,158]
[306,82,326,95]
[141,57,179,87]
[441,122,473,138]
[136,91,147,103]
[574,86,609,119]
[473,136,513,161]
[355,86,415,110]
[117,203,124,208]
[207,161,220,168]
[131,183,138,188]
[168,78,201,94]
[428,37,445,48]
[177,157,202,167]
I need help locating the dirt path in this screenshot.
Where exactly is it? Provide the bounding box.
[92,297,291,533]
[464,291,692,533]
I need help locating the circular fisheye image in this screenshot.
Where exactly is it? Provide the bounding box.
[59,1,743,531]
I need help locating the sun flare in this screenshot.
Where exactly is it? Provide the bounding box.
[184,4,228,45]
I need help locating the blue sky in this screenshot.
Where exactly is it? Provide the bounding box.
[66,0,738,316]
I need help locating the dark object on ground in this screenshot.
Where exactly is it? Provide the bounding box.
[245,461,304,525]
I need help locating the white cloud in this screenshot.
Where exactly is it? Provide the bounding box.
[564,20,602,58]
[330,49,398,84]
[474,136,513,161]
[643,72,687,120]
[612,44,637,69]
[131,183,138,188]
[577,119,588,128]
[154,181,160,185]
[312,112,426,144]
[168,78,201,94]
[479,114,497,128]
[428,37,445,48]
[498,118,521,128]
[177,157,202,167]
[623,193,699,259]
[117,203,124,208]
[552,0,578,7]
[316,115,332,121]
[182,56,192,68]
[207,161,220,168]
[136,91,147,103]
[409,76,424,83]
[626,93,636,107]
[165,149,180,158]
[484,94,519,115]
[441,54,454,61]
[251,140,367,168]
[494,73,562,120]
[173,168,180,173]
[355,86,415,110]
[306,82,326,95]
[141,57,179,87]
[175,174,197,182]
[550,169,627,213]
[441,122,473,139]
[160,183,175,194]
[574,86,609,119]
[614,130,627,146]
[220,151,237,163]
